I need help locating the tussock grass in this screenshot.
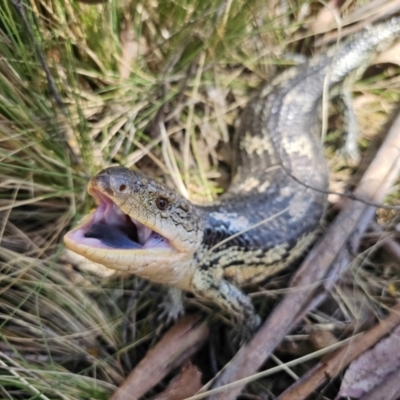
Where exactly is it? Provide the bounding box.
[1,0,400,398]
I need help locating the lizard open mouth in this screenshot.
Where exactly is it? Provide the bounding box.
[65,190,172,251]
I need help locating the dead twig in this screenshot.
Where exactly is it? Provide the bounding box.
[313,0,400,45]
[150,362,202,400]
[110,314,208,400]
[282,166,400,211]
[279,302,400,399]
[207,107,400,398]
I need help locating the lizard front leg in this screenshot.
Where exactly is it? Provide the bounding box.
[192,266,261,339]
[158,287,185,323]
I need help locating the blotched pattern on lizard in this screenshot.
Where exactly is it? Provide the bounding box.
[64,17,400,335]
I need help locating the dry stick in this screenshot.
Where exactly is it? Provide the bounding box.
[151,362,203,400]
[208,111,400,399]
[110,314,208,400]
[279,302,400,399]
[314,1,400,46]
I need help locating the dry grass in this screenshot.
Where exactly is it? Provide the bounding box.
[1,0,400,398]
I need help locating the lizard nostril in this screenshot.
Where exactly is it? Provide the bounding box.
[119,184,127,192]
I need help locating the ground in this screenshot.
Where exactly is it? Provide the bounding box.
[1,1,400,399]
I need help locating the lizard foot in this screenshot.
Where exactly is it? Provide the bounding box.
[157,287,185,324]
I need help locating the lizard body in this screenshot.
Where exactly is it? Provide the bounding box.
[65,17,400,334]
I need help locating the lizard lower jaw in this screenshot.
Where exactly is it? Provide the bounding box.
[64,191,173,254]
[63,193,195,286]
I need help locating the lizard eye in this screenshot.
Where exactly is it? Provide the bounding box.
[155,197,168,210]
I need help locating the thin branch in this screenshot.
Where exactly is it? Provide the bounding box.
[110,314,208,400]
[279,302,400,399]
[281,163,400,211]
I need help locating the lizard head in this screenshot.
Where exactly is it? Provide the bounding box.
[64,167,203,287]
